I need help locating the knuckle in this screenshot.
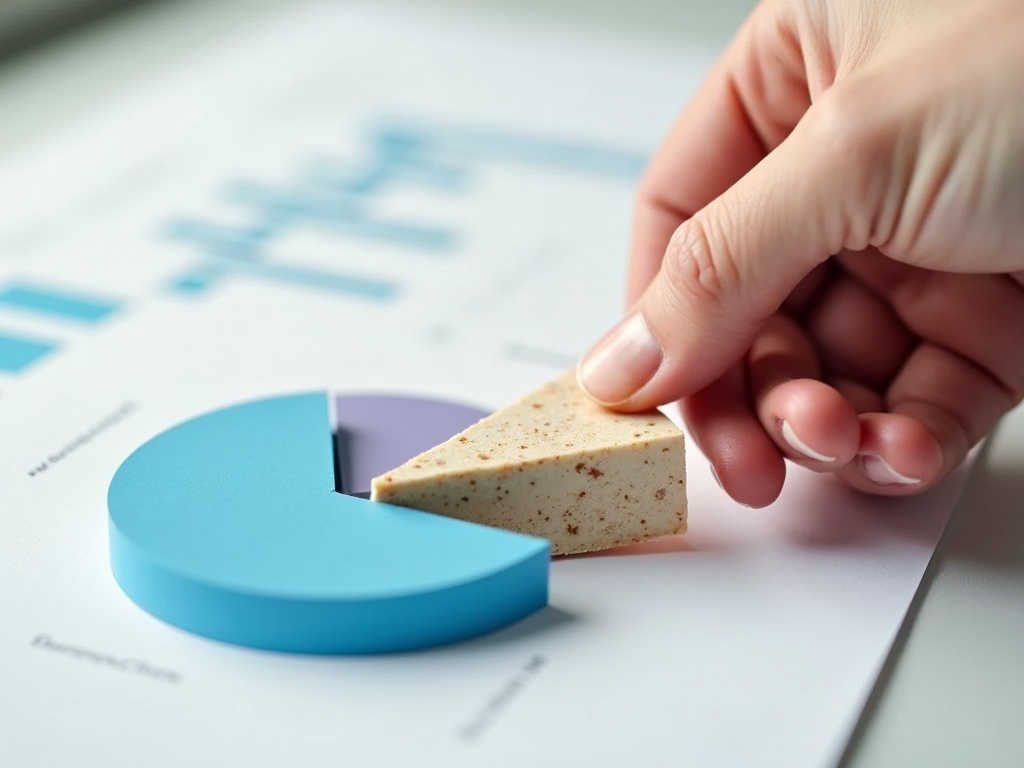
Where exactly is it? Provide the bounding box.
[804,81,883,160]
[662,218,737,311]
[800,79,896,248]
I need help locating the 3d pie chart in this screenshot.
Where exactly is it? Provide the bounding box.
[107,392,550,654]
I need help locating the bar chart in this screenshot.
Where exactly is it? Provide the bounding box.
[0,281,121,373]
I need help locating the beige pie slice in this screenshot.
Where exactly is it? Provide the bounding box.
[370,370,686,555]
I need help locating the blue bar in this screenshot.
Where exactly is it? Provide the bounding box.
[165,220,269,260]
[0,334,59,373]
[0,283,120,323]
[373,121,650,178]
[167,254,397,301]
[198,253,399,301]
[304,155,468,195]
[222,183,458,251]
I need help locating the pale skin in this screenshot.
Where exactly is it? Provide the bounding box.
[578,0,1024,507]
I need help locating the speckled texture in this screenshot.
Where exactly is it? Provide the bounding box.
[370,370,686,555]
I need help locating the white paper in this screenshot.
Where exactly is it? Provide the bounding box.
[0,3,968,766]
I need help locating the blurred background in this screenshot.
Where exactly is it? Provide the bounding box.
[0,0,756,150]
[0,0,142,56]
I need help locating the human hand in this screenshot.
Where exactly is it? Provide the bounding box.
[577,0,1024,506]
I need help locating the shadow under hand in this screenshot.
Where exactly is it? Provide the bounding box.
[770,466,972,552]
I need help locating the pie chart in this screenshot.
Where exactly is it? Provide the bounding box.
[107,392,550,654]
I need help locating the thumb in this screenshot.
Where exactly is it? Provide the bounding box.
[578,107,851,411]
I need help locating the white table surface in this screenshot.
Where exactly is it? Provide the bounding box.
[2,1,1021,765]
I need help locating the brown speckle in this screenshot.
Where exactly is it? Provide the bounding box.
[459,436,468,443]
[566,524,580,536]
[574,462,586,474]
[478,453,490,461]
[578,491,586,498]
[460,496,469,503]
[532,402,543,409]
[588,467,604,479]
[655,488,666,500]
[434,458,447,466]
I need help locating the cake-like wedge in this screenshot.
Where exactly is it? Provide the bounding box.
[370,370,686,555]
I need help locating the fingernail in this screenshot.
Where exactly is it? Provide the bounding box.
[780,420,836,463]
[578,314,662,405]
[859,453,921,486]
